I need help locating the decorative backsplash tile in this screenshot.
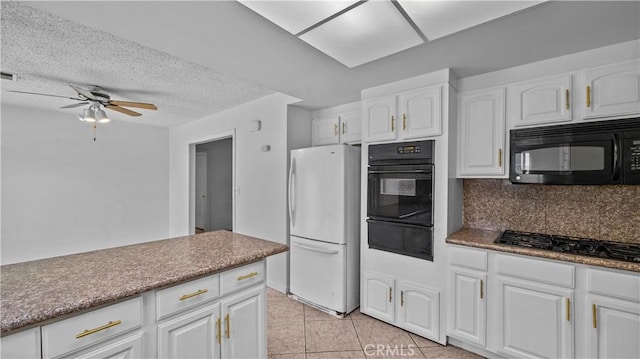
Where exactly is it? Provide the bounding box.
[463,179,640,243]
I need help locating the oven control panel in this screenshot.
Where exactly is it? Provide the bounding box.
[397,144,421,154]
[628,139,640,172]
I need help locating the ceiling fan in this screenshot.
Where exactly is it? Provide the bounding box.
[8,84,158,118]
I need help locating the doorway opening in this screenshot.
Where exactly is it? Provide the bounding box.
[192,134,234,234]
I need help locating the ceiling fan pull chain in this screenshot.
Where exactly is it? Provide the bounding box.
[93,123,97,142]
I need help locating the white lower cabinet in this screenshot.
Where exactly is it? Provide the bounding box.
[158,302,221,359]
[221,286,265,359]
[587,268,640,359]
[496,277,573,359]
[0,327,41,359]
[362,271,440,342]
[448,269,486,347]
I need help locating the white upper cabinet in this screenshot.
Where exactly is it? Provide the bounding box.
[363,95,398,143]
[339,111,362,144]
[398,86,443,139]
[457,87,506,177]
[583,60,640,120]
[362,84,443,143]
[312,117,340,146]
[509,74,573,127]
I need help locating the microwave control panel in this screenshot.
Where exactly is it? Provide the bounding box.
[627,139,640,172]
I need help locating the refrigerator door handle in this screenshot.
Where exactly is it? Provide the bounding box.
[288,157,295,225]
[292,241,340,255]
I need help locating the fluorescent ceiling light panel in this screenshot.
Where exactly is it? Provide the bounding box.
[299,1,423,68]
[398,0,546,40]
[238,0,359,34]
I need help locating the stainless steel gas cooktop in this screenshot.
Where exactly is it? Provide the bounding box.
[496,230,640,263]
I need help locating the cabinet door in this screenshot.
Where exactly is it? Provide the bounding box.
[339,111,361,144]
[511,74,572,127]
[584,60,640,119]
[588,296,640,359]
[362,271,395,322]
[158,302,221,359]
[312,117,340,146]
[397,282,440,342]
[0,327,41,359]
[457,87,506,177]
[448,269,486,347]
[221,286,265,359]
[497,278,573,359]
[70,333,143,359]
[398,85,442,139]
[362,96,397,142]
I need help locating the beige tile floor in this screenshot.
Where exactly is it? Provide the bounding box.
[267,288,485,359]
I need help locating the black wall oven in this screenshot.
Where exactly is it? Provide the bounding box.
[510,118,640,185]
[367,141,434,260]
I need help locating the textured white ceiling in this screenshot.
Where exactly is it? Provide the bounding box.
[2,1,639,128]
[0,2,275,127]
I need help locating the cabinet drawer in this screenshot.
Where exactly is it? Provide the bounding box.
[156,273,220,320]
[449,246,487,271]
[42,297,142,359]
[495,254,574,288]
[588,269,640,302]
[220,260,265,296]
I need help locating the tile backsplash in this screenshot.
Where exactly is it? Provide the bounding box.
[463,179,640,243]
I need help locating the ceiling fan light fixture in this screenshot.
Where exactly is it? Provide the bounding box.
[95,107,110,123]
[83,107,96,123]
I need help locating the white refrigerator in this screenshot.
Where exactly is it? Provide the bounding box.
[288,144,360,315]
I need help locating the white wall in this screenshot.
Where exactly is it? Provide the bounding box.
[169,93,300,292]
[1,104,170,264]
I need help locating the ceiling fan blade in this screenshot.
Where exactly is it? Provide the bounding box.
[60,102,89,109]
[8,90,84,101]
[109,100,157,110]
[106,104,142,117]
[69,84,97,100]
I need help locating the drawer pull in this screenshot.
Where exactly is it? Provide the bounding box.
[225,314,230,339]
[179,289,208,301]
[237,272,259,281]
[76,320,122,339]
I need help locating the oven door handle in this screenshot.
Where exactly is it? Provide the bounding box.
[366,218,433,230]
[368,169,432,174]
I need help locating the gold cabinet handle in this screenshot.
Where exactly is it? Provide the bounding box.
[216,318,222,344]
[498,149,503,167]
[224,314,230,339]
[566,298,571,322]
[592,304,597,328]
[76,320,122,339]
[334,123,338,136]
[389,287,392,302]
[342,122,346,135]
[402,113,407,130]
[400,290,404,307]
[480,279,484,299]
[237,272,258,281]
[586,86,591,108]
[566,89,570,110]
[179,289,208,301]
[391,116,395,131]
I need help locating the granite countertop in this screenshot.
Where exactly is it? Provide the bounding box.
[0,231,288,335]
[447,227,640,273]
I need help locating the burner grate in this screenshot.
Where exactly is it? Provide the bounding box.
[496,230,640,263]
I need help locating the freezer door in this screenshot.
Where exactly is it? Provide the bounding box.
[289,236,346,313]
[289,145,346,244]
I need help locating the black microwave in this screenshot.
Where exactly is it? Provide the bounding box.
[510,118,640,185]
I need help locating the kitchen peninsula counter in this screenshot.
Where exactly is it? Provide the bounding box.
[447,227,640,273]
[0,231,288,335]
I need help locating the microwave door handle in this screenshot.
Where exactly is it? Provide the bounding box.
[612,134,620,180]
